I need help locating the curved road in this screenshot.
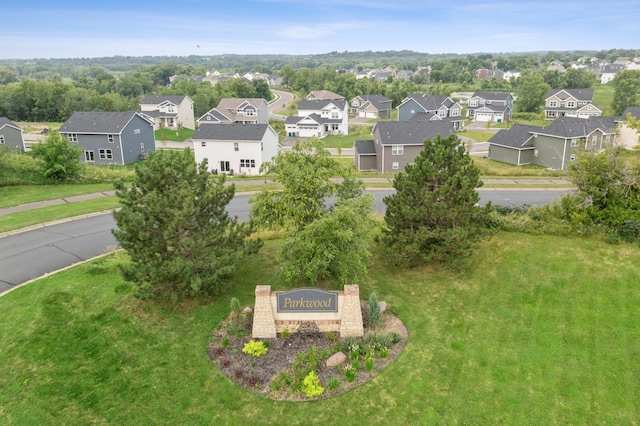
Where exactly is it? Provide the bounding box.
[269,89,294,119]
[0,189,569,295]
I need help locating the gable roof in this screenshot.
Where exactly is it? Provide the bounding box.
[356,95,392,111]
[374,121,456,146]
[399,93,455,111]
[140,95,190,105]
[298,99,347,111]
[354,139,376,155]
[488,123,540,149]
[619,106,640,121]
[471,91,512,101]
[530,116,616,138]
[59,111,148,134]
[0,117,20,130]
[546,88,594,101]
[192,123,271,141]
[409,112,466,123]
[307,90,345,100]
[216,98,266,111]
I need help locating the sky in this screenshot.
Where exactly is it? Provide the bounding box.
[2,0,639,59]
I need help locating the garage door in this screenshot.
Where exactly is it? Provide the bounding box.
[475,112,493,122]
[365,112,377,119]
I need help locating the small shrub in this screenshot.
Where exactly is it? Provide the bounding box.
[246,376,263,388]
[327,378,340,391]
[618,220,640,243]
[220,337,230,348]
[281,328,290,339]
[325,331,337,342]
[212,347,225,357]
[365,350,375,371]
[604,233,620,245]
[234,370,244,380]
[301,371,324,398]
[230,297,242,316]
[368,292,381,328]
[242,340,268,357]
[379,347,389,358]
[221,358,231,368]
[389,332,401,345]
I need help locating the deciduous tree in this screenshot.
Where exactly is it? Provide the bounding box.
[112,149,261,299]
[29,131,82,181]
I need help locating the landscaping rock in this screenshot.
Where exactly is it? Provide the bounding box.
[379,301,387,314]
[326,351,347,368]
[298,321,320,337]
[242,306,253,315]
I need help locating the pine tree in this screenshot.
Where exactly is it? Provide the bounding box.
[382,134,489,267]
[112,149,261,299]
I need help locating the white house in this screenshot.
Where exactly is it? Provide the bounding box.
[139,95,195,130]
[191,123,279,176]
[285,99,349,138]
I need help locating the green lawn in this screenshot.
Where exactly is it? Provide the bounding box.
[592,82,615,116]
[322,134,360,149]
[0,232,638,424]
[0,184,116,208]
[154,128,195,142]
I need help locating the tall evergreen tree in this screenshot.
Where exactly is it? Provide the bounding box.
[112,149,261,299]
[382,134,489,267]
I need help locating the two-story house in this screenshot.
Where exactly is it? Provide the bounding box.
[466,92,513,123]
[306,90,345,101]
[0,117,25,152]
[285,99,349,138]
[59,111,156,165]
[397,93,462,122]
[139,95,195,130]
[191,123,279,176]
[488,116,616,170]
[544,89,602,120]
[350,95,393,119]
[354,120,457,173]
[197,98,269,127]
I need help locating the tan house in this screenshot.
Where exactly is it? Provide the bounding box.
[139,95,195,130]
[617,107,640,149]
[544,89,602,120]
[197,98,269,126]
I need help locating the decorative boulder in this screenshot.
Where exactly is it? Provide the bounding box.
[298,321,320,337]
[378,301,387,314]
[242,306,253,315]
[326,351,347,368]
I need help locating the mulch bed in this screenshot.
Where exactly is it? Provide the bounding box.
[208,304,408,401]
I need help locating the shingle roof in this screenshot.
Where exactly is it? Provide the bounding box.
[140,95,189,105]
[375,121,456,146]
[620,106,640,120]
[354,139,376,155]
[404,93,450,111]
[358,95,392,111]
[193,123,270,141]
[488,124,540,149]
[471,91,512,101]
[546,89,594,101]
[59,111,141,134]
[298,99,347,111]
[531,116,616,138]
[0,117,20,129]
[307,90,345,100]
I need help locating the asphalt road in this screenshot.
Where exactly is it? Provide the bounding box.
[0,189,570,295]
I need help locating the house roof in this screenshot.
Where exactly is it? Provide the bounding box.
[488,124,540,149]
[355,95,392,111]
[546,88,594,101]
[354,139,376,155]
[400,93,455,111]
[307,90,345,100]
[298,99,347,111]
[59,111,146,134]
[198,109,232,123]
[285,113,342,125]
[140,95,190,105]
[192,123,270,141]
[471,91,512,101]
[620,106,640,121]
[374,121,456,146]
[216,98,266,111]
[409,112,465,123]
[531,116,616,138]
[0,117,20,130]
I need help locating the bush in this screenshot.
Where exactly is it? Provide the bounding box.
[368,292,381,328]
[301,371,324,398]
[242,340,268,357]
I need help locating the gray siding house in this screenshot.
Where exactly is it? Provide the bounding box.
[0,117,25,152]
[355,120,457,173]
[59,111,156,165]
[351,95,393,118]
[397,93,462,122]
[544,89,601,120]
[197,98,269,126]
[489,116,616,170]
[466,92,513,123]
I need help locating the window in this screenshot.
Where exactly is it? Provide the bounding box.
[592,135,598,145]
[570,138,578,147]
[220,161,230,172]
[108,134,114,143]
[331,111,339,119]
[261,142,263,151]
[549,101,557,107]
[140,143,145,153]
[234,142,239,151]
[84,150,95,162]
[468,100,477,107]
[240,159,256,168]
[605,135,611,143]
[68,133,78,142]
[567,101,576,108]
[99,149,113,160]
[0,135,4,144]
[167,105,175,113]
[392,162,399,170]
[245,108,255,116]
[201,141,206,147]
[534,149,539,157]
[392,145,404,155]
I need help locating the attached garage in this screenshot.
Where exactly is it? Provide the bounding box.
[475,111,493,122]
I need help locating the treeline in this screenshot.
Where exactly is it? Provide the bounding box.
[0,63,272,123]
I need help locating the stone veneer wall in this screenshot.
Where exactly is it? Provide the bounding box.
[251,285,364,338]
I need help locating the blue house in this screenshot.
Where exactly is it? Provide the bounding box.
[59,111,155,165]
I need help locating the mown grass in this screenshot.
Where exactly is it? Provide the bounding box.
[473,157,566,177]
[1,233,639,424]
[459,130,498,142]
[154,128,195,142]
[592,82,615,116]
[0,184,116,208]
